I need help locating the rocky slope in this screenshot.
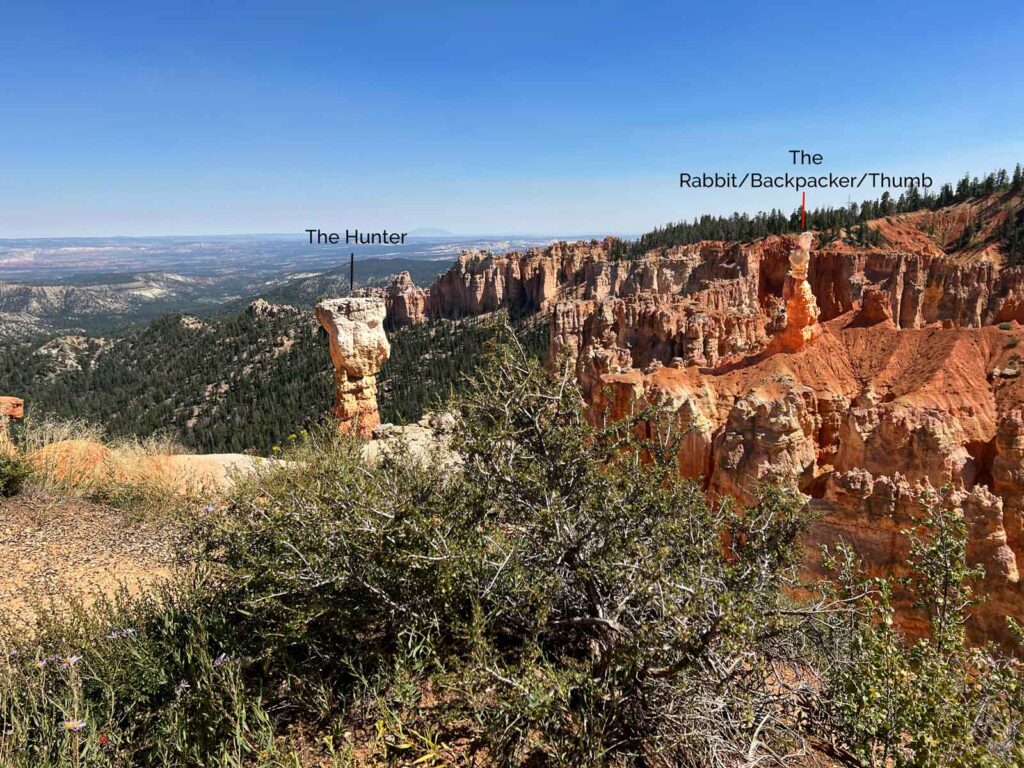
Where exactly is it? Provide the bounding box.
[590,317,1023,634]
[0,273,215,340]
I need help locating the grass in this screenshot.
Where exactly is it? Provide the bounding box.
[11,413,202,518]
[0,578,275,767]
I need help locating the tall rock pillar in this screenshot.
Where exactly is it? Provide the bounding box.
[774,232,822,352]
[315,297,391,438]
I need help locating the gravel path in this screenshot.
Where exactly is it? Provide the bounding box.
[0,494,182,623]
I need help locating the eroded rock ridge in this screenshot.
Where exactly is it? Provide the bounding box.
[379,195,1024,643]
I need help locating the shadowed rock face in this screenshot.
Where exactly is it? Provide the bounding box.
[315,297,391,438]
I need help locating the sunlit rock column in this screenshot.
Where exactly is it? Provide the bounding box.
[315,297,391,438]
[774,232,822,352]
[0,396,24,456]
[384,271,429,328]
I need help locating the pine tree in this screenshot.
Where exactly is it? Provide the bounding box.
[937,183,954,208]
[956,174,971,201]
[880,191,894,217]
[906,184,921,210]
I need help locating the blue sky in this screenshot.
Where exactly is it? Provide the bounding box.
[2,0,1023,238]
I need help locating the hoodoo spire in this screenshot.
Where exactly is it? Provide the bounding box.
[315,296,391,438]
[773,231,822,352]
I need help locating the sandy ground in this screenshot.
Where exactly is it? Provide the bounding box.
[0,494,181,622]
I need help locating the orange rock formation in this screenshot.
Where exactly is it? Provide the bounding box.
[0,396,24,456]
[590,318,1024,644]
[384,272,428,327]
[378,193,1024,644]
[770,233,823,353]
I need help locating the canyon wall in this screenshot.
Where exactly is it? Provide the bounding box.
[384,272,428,328]
[591,317,1024,644]
[382,226,1024,644]
[386,236,1024,334]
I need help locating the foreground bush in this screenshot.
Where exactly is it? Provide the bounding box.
[817,489,1024,768]
[209,337,815,766]
[0,331,1021,766]
[0,453,31,497]
[0,576,283,767]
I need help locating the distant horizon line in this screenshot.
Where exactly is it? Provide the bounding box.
[0,231,635,243]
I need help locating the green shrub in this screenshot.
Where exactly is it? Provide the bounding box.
[205,328,817,765]
[818,487,1024,767]
[0,453,31,497]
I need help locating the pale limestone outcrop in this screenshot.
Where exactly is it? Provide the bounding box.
[247,298,298,318]
[834,405,976,488]
[709,383,820,504]
[361,412,457,467]
[315,297,391,438]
